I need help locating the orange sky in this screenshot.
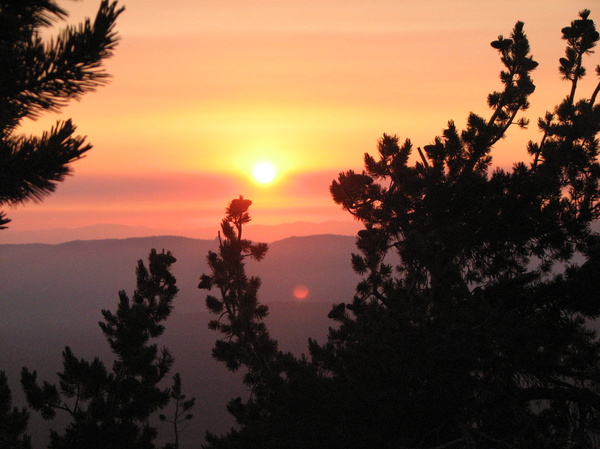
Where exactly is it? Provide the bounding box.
[4,0,599,239]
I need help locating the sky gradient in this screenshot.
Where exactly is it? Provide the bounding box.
[4,0,598,240]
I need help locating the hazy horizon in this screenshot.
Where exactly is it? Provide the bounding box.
[0,218,364,244]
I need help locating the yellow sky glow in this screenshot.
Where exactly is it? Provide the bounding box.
[5,0,599,239]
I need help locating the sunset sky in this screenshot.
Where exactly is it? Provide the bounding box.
[4,0,598,240]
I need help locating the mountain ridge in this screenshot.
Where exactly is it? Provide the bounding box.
[0,220,363,244]
[0,233,360,324]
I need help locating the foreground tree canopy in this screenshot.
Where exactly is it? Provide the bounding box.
[0,1,123,446]
[0,0,123,229]
[0,371,30,449]
[200,10,600,449]
[22,249,179,449]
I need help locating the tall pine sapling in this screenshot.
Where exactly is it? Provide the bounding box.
[159,373,196,449]
[199,197,299,447]
[198,196,275,390]
[21,249,178,449]
[199,198,351,449]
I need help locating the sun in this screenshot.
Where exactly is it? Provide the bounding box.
[253,162,276,184]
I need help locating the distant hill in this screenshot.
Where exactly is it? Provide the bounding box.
[0,223,172,244]
[0,234,359,326]
[0,220,363,244]
[0,234,361,448]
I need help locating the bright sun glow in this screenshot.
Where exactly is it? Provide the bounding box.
[253,162,276,184]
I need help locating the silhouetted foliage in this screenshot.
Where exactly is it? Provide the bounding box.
[323,10,600,448]
[21,249,178,449]
[0,371,31,449]
[159,373,196,449]
[198,196,290,445]
[0,0,123,228]
[200,11,600,449]
[199,196,273,380]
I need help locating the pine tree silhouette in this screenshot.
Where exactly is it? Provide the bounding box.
[200,11,600,449]
[159,373,196,449]
[22,249,178,449]
[0,0,123,228]
[0,371,31,449]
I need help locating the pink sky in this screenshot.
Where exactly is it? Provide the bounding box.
[3,0,599,240]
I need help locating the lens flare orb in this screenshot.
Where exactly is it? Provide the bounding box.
[293,284,309,300]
